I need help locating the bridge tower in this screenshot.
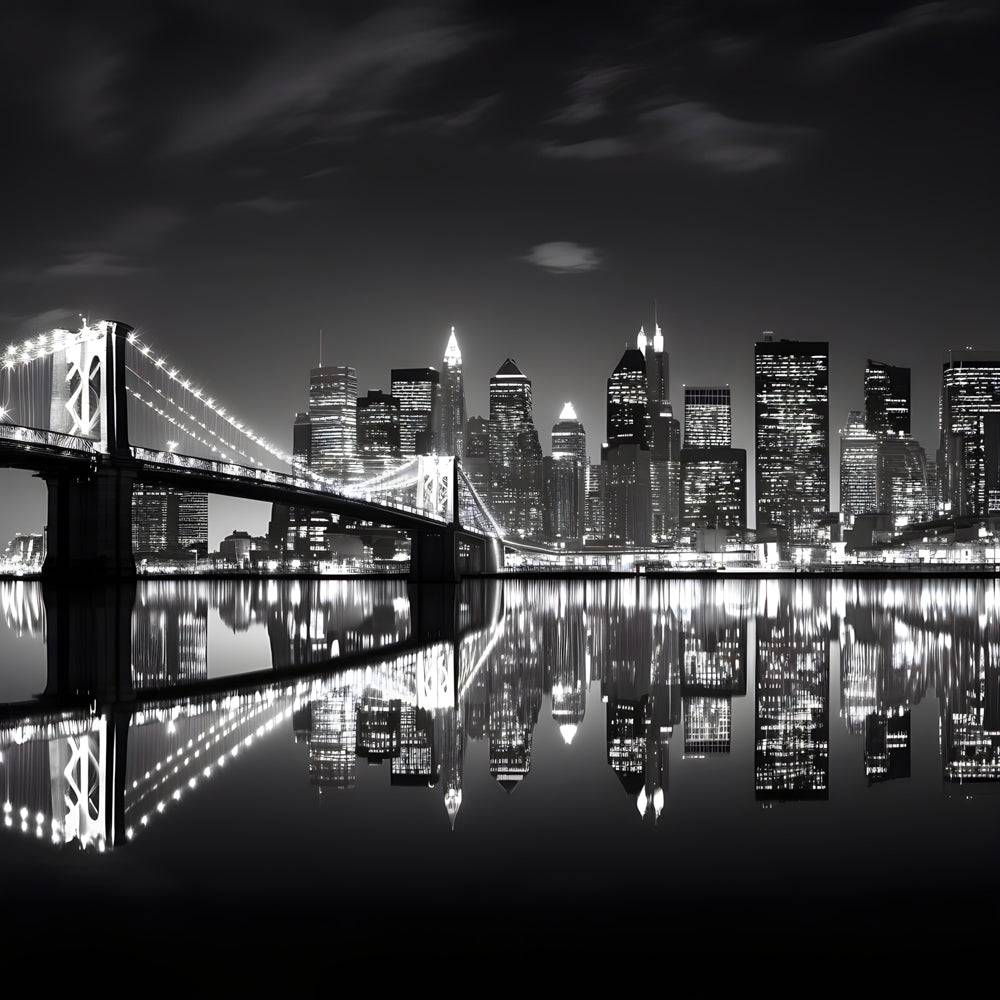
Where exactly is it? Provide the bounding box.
[42,321,137,579]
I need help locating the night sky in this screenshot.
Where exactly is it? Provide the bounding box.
[2,0,999,539]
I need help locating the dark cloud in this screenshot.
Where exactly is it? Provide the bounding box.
[162,7,481,156]
[547,67,630,126]
[815,1,997,69]
[641,102,818,172]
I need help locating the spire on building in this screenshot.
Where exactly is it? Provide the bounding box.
[559,401,578,421]
[637,325,647,353]
[444,326,462,365]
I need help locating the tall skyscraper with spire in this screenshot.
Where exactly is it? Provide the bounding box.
[604,344,652,546]
[546,402,586,542]
[440,326,466,458]
[640,307,680,545]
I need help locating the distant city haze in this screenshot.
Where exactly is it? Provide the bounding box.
[1,2,998,544]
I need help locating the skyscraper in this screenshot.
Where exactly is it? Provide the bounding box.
[440,327,467,458]
[640,314,680,545]
[865,359,911,435]
[839,410,878,519]
[680,447,747,543]
[607,347,650,448]
[489,359,534,530]
[938,349,1000,516]
[604,346,652,546]
[356,390,401,458]
[547,402,586,542]
[683,386,732,448]
[463,415,490,499]
[308,365,358,478]
[877,434,932,524]
[391,367,440,455]
[755,336,830,544]
[132,487,208,557]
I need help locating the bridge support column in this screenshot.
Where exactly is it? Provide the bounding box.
[41,467,137,580]
[409,527,460,583]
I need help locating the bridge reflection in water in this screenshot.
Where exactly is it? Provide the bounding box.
[1,577,999,851]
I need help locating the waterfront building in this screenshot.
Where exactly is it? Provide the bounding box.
[755,336,830,544]
[547,402,586,543]
[679,447,747,543]
[938,349,1000,516]
[839,411,878,520]
[488,359,534,530]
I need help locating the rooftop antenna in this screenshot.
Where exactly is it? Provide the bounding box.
[319,328,324,367]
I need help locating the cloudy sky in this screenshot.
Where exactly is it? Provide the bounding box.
[1,0,999,536]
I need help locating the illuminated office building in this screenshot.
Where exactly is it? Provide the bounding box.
[463,414,490,498]
[132,486,208,556]
[547,402,587,542]
[132,485,169,554]
[877,434,932,524]
[604,346,652,546]
[839,411,878,519]
[603,441,652,546]
[440,327,467,458]
[684,386,732,448]
[679,447,747,540]
[309,365,358,477]
[938,349,1000,516]
[755,336,830,544]
[584,462,606,542]
[489,359,535,530]
[512,426,544,538]
[641,318,681,545]
[391,367,440,456]
[607,347,651,448]
[865,359,911,435]
[650,403,681,545]
[356,390,401,458]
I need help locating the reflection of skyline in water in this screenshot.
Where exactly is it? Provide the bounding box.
[2,576,1000,851]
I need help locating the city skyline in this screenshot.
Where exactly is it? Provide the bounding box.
[2,1,999,546]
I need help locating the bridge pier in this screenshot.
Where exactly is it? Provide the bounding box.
[41,467,137,579]
[408,527,460,583]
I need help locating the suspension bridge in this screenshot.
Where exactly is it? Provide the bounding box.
[0,319,507,580]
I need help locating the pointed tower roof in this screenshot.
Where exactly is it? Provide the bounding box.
[613,348,647,374]
[496,358,523,377]
[558,401,578,421]
[444,326,462,365]
[636,325,648,353]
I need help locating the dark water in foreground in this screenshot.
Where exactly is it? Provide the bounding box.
[1,576,998,963]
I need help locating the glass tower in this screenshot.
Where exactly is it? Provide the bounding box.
[754,336,830,544]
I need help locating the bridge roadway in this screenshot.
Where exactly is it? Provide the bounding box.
[0,426,500,579]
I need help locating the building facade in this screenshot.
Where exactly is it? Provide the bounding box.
[308,365,358,478]
[683,386,732,448]
[391,367,440,456]
[865,359,911,435]
[755,336,830,544]
[839,410,878,520]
